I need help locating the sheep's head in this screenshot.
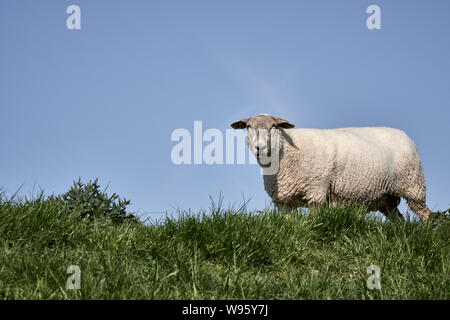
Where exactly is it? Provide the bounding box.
[230,114,294,168]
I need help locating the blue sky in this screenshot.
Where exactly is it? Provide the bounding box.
[1,0,449,222]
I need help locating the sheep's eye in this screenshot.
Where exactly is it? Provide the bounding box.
[246,124,251,129]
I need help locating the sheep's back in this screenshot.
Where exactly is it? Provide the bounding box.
[283,127,419,202]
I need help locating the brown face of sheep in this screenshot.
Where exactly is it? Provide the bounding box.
[230,114,295,165]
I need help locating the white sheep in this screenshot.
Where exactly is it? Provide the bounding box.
[231,114,431,221]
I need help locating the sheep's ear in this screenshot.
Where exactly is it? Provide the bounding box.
[276,118,295,129]
[230,118,249,129]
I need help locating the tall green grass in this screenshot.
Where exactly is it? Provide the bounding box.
[0,192,448,299]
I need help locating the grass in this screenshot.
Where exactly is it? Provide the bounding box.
[0,192,449,299]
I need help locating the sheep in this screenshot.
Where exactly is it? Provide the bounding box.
[230,114,431,221]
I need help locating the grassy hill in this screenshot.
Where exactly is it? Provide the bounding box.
[0,181,449,299]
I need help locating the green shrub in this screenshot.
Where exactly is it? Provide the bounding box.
[49,178,138,223]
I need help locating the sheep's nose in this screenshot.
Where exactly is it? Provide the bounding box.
[256,146,260,157]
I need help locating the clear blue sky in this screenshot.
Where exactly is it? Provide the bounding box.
[1,0,449,222]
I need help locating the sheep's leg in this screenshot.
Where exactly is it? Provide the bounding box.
[400,171,430,222]
[406,198,431,222]
[385,207,404,221]
[306,188,328,216]
[379,195,404,221]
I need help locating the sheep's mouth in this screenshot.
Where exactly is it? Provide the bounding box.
[255,145,277,166]
[256,155,272,167]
